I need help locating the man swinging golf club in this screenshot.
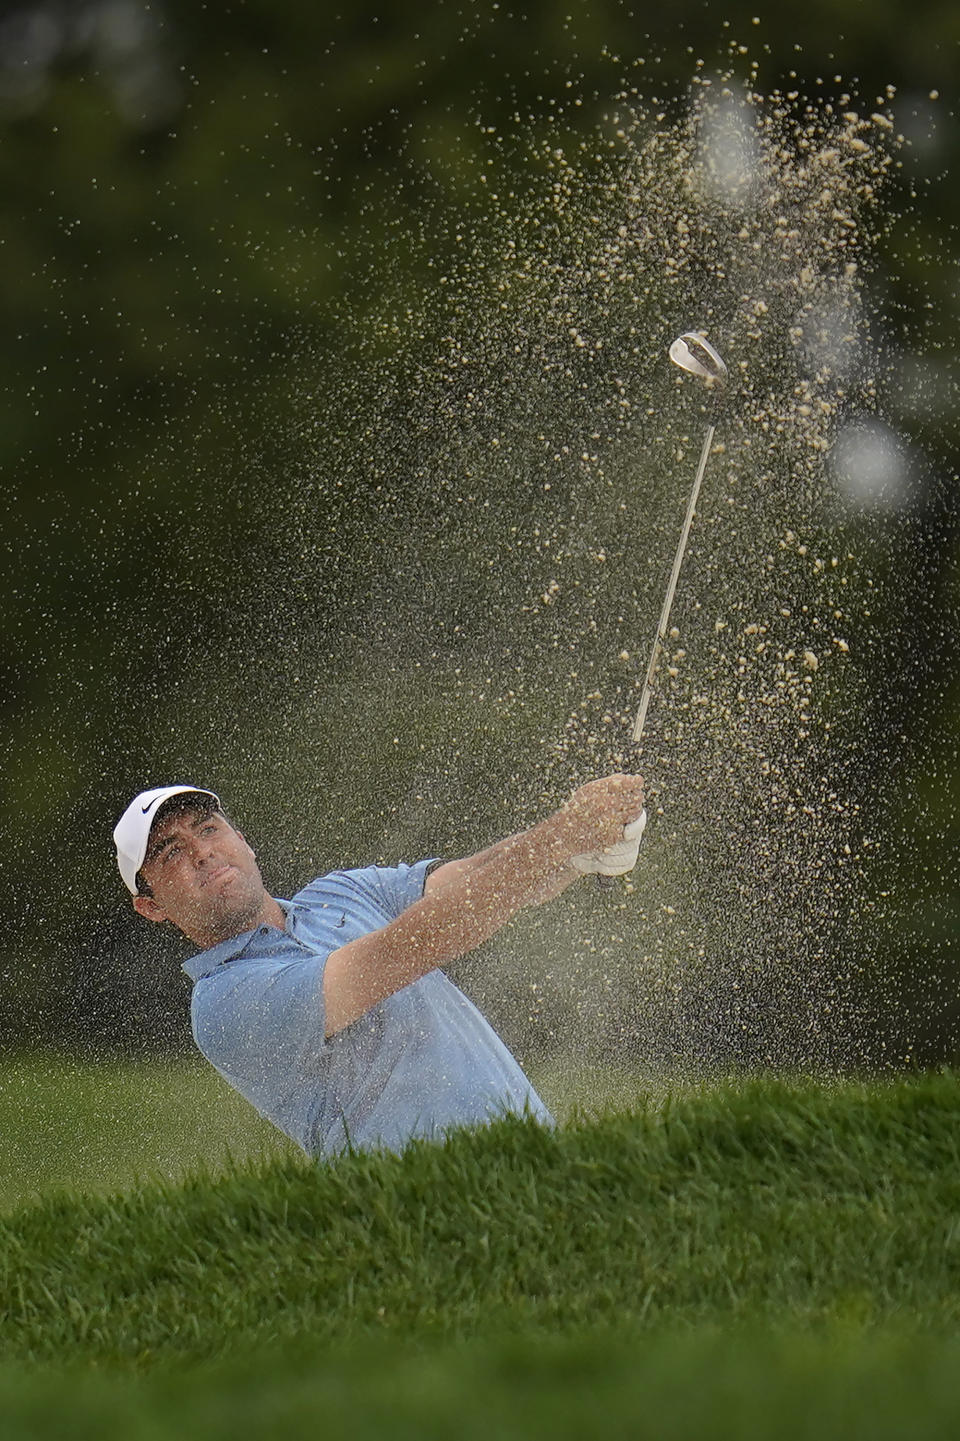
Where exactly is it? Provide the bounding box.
[114,776,646,1159]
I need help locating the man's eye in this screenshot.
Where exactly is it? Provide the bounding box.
[163,846,180,863]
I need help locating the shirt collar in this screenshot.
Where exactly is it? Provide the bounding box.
[181,899,291,982]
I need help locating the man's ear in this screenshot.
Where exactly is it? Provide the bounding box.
[133,894,168,924]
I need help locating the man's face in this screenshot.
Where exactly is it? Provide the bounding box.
[133,806,269,947]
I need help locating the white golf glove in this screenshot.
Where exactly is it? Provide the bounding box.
[570,809,647,877]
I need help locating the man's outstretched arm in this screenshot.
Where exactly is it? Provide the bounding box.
[322,773,644,1037]
[424,830,578,907]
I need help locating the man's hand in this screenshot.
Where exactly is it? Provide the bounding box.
[570,809,647,877]
[554,773,646,857]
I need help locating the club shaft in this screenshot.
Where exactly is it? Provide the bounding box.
[631,421,715,743]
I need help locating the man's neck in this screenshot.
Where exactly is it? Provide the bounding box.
[194,894,288,951]
[258,895,288,932]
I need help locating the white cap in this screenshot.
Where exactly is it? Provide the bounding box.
[114,785,220,896]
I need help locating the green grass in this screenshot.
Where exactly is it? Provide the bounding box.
[4,1070,960,1358]
[4,1065,960,1435]
[0,1053,298,1213]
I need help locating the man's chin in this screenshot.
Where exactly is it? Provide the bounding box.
[193,887,266,944]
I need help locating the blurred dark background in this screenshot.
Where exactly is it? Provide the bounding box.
[0,0,956,1067]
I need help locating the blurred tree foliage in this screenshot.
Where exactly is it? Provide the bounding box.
[0,0,957,1061]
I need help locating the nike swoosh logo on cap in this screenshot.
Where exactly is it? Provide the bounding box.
[141,798,162,814]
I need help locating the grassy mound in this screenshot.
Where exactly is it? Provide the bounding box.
[3,1070,960,1375]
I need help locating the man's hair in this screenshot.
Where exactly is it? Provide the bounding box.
[135,793,230,897]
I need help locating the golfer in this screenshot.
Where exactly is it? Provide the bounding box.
[114,776,646,1159]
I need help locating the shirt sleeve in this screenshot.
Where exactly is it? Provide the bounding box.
[192,952,329,1082]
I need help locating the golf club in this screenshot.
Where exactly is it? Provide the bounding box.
[631,332,728,743]
[597,331,727,888]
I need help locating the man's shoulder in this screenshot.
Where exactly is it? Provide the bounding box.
[290,860,438,932]
[288,869,357,911]
[291,869,348,899]
[292,860,436,904]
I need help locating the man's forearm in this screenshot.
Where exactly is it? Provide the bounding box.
[441,824,576,899]
[323,813,578,1035]
[322,773,645,1036]
[427,815,579,932]
[462,832,581,908]
[341,815,577,984]
[522,862,581,908]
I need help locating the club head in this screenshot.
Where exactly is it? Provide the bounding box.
[669,332,727,387]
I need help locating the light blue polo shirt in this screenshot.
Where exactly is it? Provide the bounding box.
[182,859,552,1159]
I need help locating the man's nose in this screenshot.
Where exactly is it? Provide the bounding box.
[191,835,217,865]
